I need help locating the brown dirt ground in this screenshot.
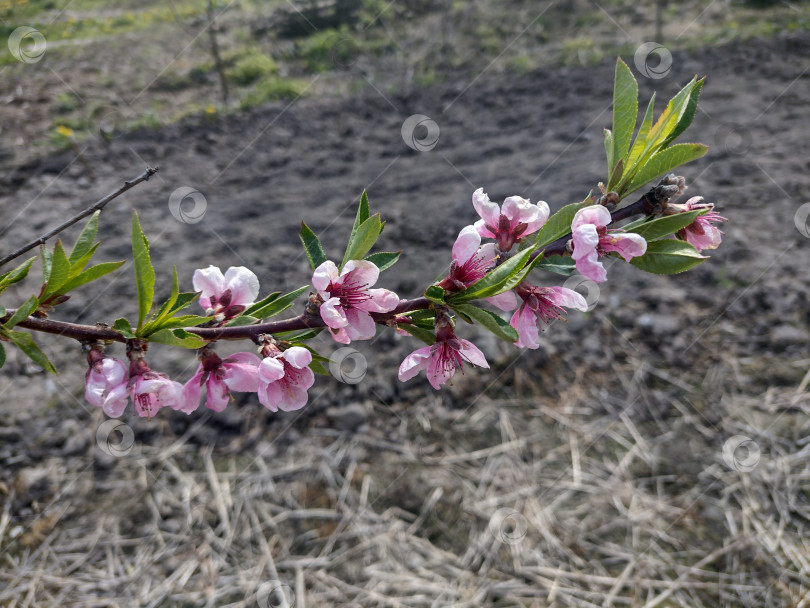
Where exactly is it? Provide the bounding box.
[1,30,810,607]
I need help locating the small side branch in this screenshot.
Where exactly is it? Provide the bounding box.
[0,166,159,268]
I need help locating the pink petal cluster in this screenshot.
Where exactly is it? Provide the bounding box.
[472,188,549,251]
[571,206,647,282]
[85,350,129,418]
[313,260,400,344]
[438,225,498,292]
[193,265,260,321]
[398,320,489,389]
[258,346,315,411]
[130,372,186,419]
[672,196,727,251]
[489,283,588,349]
[182,351,261,413]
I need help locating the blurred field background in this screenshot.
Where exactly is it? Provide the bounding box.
[1,1,810,606]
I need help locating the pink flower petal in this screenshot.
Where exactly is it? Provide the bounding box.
[258,357,285,383]
[684,222,722,251]
[473,242,498,267]
[486,290,518,311]
[426,347,453,390]
[523,200,550,234]
[282,346,312,369]
[312,260,339,292]
[546,286,588,311]
[571,224,599,260]
[223,266,260,307]
[278,386,310,411]
[574,249,608,283]
[572,205,611,231]
[181,369,205,412]
[320,297,348,329]
[458,340,489,369]
[193,266,225,310]
[102,383,130,418]
[258,381,282,412]
[474,218,497,239]
[601,232,647,261]
[472,188,500,228]
[398,346,432,381]
[345,308,376,341]
[342,259,380,288]
[222,352,261,392]
[513,305,540,349]
[355,288,400,313]
[452,226,482,265]
[204,377,230,413]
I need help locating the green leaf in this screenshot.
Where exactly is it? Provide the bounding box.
[131,212,155,329]
[40,245,53,285]
[452,302,518,342]
[625,210,702,242]
[299,222,328,270]
[248,285,308,319]
[42,240,71,298]
[450,246,536,302]
[112,317,136,338]
[397,323,436,346]
[6,330,56,373]
[243,291,281,316]
[0,342,5,369]
[637,77,698,166]
[341,213,382,268]
[623,143,708,197]
[537,255,577,276]
[625,93,656,171]
[603,128,614,175]
[142,266,181,333]
[309,359,330,376]
[275,328,323,341]
[630,239,707,274]
[57,261,125,294]
[606,158,624,192]
[147,328,207,349]
[65,242,101,275]
[365,251,401,272]
[348,191,371,250]
[4,296,38,329]
[424,285,445,305]
[69,210,99,265]
[660,78,705,150]
[534,199,591,248]
[612,57,639,167]
[0,257,35,293]
[225,315,259,327]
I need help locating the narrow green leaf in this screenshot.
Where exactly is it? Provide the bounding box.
[348,191,371,250]
[147,328,207,349]
[131,212,155,329]
[660,78,705,150]
[606,159,624,193]
[341,213,382,268]
[603,128,614,175]
[40,245,53,285]
[623,143,708,197]
[69,210,99,265]
[0,342,5,369]
[225,315,259,327]
[7,330,56,373]
[113,317,136,338]
[630,239,707,274]
[537,255,577,276]
[299,222,328,270]
[248,285,308,319]
[612,57,638,166]
[397,323,436,346]
[641,77,698,160]
[534,199,591,248]
[452,302,518,342]
[309,359,330,376]
[365,251,401,272]
[57,261,125,294]
[244,291,281,316]
[43,240,71,298]
[275,328,323,341]
[625,210,702,242]
[0,257,36,293]
[424,285,445,305]
[450,245,536,302]
[625,92,656,171]
[65,242,101,275]
[4,296,38,329]
[0,306,5,317]
[143,266,181,333]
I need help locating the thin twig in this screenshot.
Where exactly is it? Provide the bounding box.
[0,166,159,268]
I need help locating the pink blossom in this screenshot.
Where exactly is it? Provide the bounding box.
[182,350,261,414]
[472,188,549,251]
[571,205,647,283]
[313,260,400,344]
[257,346,315,412]
[438,225,498,292]
[672,196,727,251]
[193,265,260,321]
[489,283,588,349]
[130,372,186,419]
[85,348,129,417]
[398,320,489,390]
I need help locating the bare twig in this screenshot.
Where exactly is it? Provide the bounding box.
[0,166,159,269]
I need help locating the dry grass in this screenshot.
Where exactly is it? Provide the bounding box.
[2,355,809,607]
